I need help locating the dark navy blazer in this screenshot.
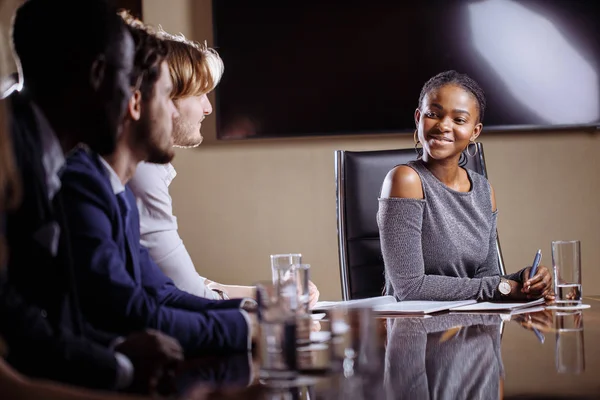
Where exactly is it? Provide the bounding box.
[60,148,250,355]
[2,91,121,389]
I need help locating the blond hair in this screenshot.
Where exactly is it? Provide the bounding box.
[156,29,224,100]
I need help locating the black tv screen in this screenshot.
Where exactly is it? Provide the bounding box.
[213,0,600,139]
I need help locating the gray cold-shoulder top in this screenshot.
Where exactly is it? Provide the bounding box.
[377,160,523,301]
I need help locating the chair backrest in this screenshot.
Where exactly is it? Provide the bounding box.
[334,143,506,300]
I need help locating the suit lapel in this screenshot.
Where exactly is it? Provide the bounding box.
[90,153,142,283]
[91,152,142,284]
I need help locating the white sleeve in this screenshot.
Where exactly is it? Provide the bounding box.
[114,352,134,389]
[128,162,219,299]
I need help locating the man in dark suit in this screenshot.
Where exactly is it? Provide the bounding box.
[2,0,182,392]
[59,20,257,356]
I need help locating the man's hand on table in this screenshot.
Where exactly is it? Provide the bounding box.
[115,329,183,394]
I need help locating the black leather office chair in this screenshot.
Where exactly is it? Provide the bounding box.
[334,143,506,300]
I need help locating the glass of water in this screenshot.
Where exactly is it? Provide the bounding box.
[293,264,312,345]
[552,240,582,306]
[270,254,302,289]
[256,280,298,380]
[294,264,311,312]
[270,255,313,346]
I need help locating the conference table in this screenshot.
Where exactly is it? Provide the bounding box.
[180,297,600,399]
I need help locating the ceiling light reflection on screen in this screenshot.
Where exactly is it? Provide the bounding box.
[468,0,599,125]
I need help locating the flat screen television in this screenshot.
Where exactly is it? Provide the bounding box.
[212,0,600,139]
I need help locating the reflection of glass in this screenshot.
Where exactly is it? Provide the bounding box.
[552,240,582,306]
[554,311,585,374]
[385,314,503,399]
[255,281,297,380]
[322,306,384,400]
[327,306,382,375]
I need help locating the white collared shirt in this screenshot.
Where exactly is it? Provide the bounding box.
[98,157,125,195]
[128,161,219,299]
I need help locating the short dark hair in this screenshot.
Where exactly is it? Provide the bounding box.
[118,10,168,100]
[12,0,125,96]
[418,70,487,123]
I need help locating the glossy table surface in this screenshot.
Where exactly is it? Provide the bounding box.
[179,297,600,400]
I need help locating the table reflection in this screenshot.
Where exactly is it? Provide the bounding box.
[177,352,254,396]
[171,305,597,399]
[384,315,504,400]
[511,309,586,375]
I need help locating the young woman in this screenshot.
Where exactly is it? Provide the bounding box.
[378,70,554,302]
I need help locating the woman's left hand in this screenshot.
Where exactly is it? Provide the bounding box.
[522,265,555,301]
[308,280,320,308]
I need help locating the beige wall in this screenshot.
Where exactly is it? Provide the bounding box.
[143,0,600,301]
[0,0,23,86]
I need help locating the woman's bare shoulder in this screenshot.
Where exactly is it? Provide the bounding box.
[380,165,424,199]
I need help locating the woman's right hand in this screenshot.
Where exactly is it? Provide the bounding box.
[507,279,529,301]
[522,265,555,301]
[507,276,553,301]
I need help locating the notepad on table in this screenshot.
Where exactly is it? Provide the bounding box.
[449,297,545,313]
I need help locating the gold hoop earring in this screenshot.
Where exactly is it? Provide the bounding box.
[413,130,422,159]
[466,140,478,157]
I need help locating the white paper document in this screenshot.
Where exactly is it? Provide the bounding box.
[450,298,545,312]
[312,295,396,311]
[312,296,546,316]
[373,300,477,315]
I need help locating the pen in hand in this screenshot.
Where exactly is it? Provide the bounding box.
[527,249,542,290]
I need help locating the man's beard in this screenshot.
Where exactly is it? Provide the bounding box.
[172,117,203,148]
[134,121,174,164]
[146,143,174,164]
